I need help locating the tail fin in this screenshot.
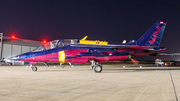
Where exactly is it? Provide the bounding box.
[135,19,167,46]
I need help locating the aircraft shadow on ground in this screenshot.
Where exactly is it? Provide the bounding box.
[37,69,89,72]
[35,67,180,73]
[103,67,180,73]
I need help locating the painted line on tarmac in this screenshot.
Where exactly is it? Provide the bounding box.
[134,76,161,101]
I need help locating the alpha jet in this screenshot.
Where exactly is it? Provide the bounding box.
[9,19,167,73]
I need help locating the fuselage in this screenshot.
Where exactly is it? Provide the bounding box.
[9,44,166,64]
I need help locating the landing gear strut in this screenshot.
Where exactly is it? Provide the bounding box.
[90,60,95,69]
[90,60,102,73]
[69,62,74,67]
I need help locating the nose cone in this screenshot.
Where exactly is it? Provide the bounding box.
[7,52,32,61]
[8,56,17,60]
[8,55,22,61]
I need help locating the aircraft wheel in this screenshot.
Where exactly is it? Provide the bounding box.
[60,64,64,68]
[32,66,38,72]
[93,64,102,73]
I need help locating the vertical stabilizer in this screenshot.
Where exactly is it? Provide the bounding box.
[135,19,167,46]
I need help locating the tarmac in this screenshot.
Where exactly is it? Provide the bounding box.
[0,65,180,101]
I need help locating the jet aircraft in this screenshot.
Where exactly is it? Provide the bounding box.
[9,19,167,73]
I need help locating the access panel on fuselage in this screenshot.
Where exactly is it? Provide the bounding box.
[58,51,65,63]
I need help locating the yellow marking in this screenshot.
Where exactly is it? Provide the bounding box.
[79,40,108,45]
[81,36,88,40]
[58,51,65,63]
[80,36,108,45]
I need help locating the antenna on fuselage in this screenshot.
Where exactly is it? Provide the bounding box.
[81,36,88,40]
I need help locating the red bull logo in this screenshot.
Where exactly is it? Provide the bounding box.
[96,42,100,44]
[149,26,161,45]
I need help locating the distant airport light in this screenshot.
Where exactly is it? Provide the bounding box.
[11,35,15,39]
[42,40,48,46]
[43,40,47,43]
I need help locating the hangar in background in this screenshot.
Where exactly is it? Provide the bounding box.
[0,33,43,65]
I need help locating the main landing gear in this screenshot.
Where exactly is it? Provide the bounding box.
[90,60,102,73]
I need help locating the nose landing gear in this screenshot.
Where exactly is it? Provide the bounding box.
[30,65,38,72]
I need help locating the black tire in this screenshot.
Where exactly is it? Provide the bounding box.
[32,66,38,72]
[93,64,102,73]
[60,64,64,68]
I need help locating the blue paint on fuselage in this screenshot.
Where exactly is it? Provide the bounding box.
[9,44,166,61]
[9,45,90,60]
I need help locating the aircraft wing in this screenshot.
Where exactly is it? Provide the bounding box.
[70,43,159,50]
[159,53,180,56]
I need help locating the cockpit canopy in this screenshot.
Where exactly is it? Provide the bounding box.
[33,39,78,52]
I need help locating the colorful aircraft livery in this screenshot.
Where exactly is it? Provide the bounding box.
[8,19,167,73]
[149,26,161,45]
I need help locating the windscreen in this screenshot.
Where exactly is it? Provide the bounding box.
[32,45,45,52]
[33,39,78,51]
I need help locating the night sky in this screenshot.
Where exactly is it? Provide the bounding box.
[1,0,180,60]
